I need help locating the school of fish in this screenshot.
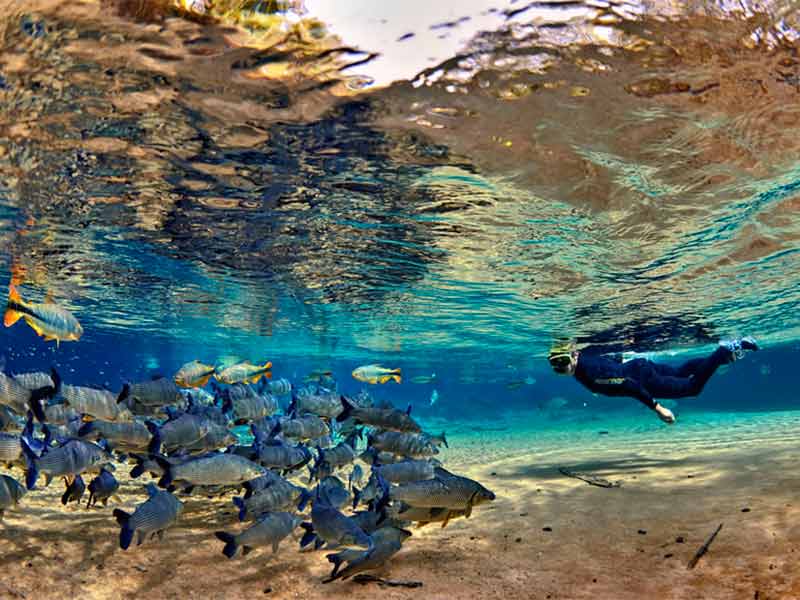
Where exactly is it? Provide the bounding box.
[0,358,495,583]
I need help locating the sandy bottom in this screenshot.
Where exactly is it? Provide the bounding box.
[3,409,800,599]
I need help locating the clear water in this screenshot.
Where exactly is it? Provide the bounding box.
[1,1,800,596]
[0,1,797,412]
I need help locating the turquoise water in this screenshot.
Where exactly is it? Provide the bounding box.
[0,1,798,593]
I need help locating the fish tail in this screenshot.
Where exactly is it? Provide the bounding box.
[3,285,25,327]
[232,496,246,521]
[299,522,317,548]
[77,421,94,437]
[297,488,311,512]
[153,455,172,488]
[113,509,134,550]
[20,436,39,490]
[337,395,356,423]
[325,551,347,581]
[60,484,72,506]
[392,373,402,384]
[116,383,131,404]
[261,361,272,374]
[28,387,52,424]
[221,390,233,415]
[145,421,161,454]
[214,531,238,559]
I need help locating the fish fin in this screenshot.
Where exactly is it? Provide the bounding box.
[232,497,246,521]
[113,509,134,550]
[406,404,412,416]
[3,285,24,327]
[297,488,312,512]
[336,396,357,423]
[440,432,449,448]
[299,522,316,548]
[271,540,280,554]
[248,375,262,384]
[464,503,473,519]
[153,456,173,488]
[136,530,145,546]
[20,437,38,490]
[441,513,451,528]
[196,374,212,387]
[417,521,430,528]
[27,386,52,423]
[81,414,94,423]
[116,384,131,404]
[393,374,402,384]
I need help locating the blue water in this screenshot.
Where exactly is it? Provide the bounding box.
[0,2,798,595]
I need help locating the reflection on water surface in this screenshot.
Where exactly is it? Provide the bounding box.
[0,0,798,366]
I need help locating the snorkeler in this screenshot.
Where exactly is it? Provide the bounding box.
[548,337,759,424]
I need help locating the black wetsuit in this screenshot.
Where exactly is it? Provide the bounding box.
[573,346,734,409]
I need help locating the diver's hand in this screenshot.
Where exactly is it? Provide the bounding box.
[655,403,675,424]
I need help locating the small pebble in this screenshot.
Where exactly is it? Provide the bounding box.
[769,564,775,570]
[490,472,497,476]
[598,431,609,435]
[263,587,272,594]
[742,508,751,513]
[592,578,597,583]
[638,529,647,535]
[515,537,522,543]
[542,527,552,532]
[26,563,32,568]
[676,536,685,543]
[664,553,673,559]
[520,512,529,517]
[469,536,476,541]
[687,474,694,478]
[96,564,104,571]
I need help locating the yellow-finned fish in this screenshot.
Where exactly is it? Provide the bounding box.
[351,364,402,385]
[4,285,82,344]
[174,361,217,388]
[215,361,272,385]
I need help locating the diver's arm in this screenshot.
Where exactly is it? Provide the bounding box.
[622,378,656,409]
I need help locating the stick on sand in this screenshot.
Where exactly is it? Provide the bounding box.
[352,574,423,588]
[558,467,621,488]
[687,523,723,570]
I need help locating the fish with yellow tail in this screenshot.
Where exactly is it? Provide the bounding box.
[215,361,272,385]
[351,364,401,385]
[4,285,82,345]
[174,361,216,388]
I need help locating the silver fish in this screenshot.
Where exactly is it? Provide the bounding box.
[127,377,182,408]
[215,512,302,558]
[157,453,265,488]
[324,526,411,582]
[113,484,183,549]
[338,397,420,433]
[304,486,372,550]
[368,431,439,459]
[233,479,310,521]
[22,437,110,489]
[61,384,133,422]
[12,371,54,390]
[0,474,26,519]
[388,467,495,516]
[291,390,343,419]
[374,459,436,485]
[267,378,292,396]
[146,413,212,453]
[77,419,151,451]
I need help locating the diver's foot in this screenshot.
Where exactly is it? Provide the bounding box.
[740,336,759,351]
[654,403,675,425]
[720,336,759,359]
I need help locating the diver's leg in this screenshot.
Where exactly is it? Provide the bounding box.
[644,347,732,398]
